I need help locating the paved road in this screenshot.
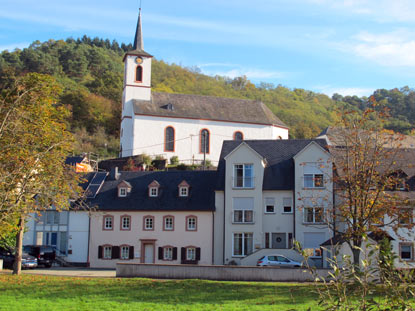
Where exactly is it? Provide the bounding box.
[1,267,116,278]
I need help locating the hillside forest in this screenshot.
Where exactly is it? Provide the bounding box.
[1,36,414,158]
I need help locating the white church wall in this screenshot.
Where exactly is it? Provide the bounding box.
[129,115,288,164]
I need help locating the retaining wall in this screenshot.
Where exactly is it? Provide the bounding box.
[116,263,330,282]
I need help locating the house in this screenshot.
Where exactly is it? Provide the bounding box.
[23,209,90,266]
[213,139,333,267]
[87,169,216,268]
[318,127,415,269]
[120,9,289,164]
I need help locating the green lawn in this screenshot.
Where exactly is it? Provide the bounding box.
[0,274,318,311]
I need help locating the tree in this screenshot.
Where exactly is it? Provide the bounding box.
[0,73,84,274]
[328,102,414,265]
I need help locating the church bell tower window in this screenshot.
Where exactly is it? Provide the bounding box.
[135,65,143,82]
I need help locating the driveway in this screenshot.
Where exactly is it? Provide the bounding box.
[1,267,116,278]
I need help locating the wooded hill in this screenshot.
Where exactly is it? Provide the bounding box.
[1,36,414,158]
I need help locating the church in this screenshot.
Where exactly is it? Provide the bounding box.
[120,10,289,165]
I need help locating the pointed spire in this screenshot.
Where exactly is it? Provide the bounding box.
[133,8,144,51]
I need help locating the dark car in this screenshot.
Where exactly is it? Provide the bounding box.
[23,245,56,268]
[0,248,38,269]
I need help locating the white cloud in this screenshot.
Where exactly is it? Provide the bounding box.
[345,29,415,67]
[200,64,286,80]
[0,42,30,51]
[315,85,374,97]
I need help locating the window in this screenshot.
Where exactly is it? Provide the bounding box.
[119,188,127,197]
[135,65,143,82]
[149,187,158,197]
[120,246,130,260]
[233,233,253,256]
[304,174,324,188]
[186,247,196,260]
[163,216,174,231]
[283,197,292,213]
[265,198,275,213]
[234,164,254,188]
[164,126,175,152]
[186,216,197,231]
[121,215,131,230]
[46,211,59,225]
[164,247,173,260]
[400,243,413,260]
[103,246,112,259]
[304,207,324,223]
[234,131,243,140]
[179,187,188,197]
[200,129,210,154]
[103,215,113,230]
[144,216,154,230]
[233,210,254,223]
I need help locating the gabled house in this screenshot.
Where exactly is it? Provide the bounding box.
[213,139,333,267]
[87,170,216,268]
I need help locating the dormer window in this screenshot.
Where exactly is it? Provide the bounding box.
[178,180,190,197]
[119,188,127,197]
[149,187,158,197]
[179,187,188,197]
[148,180,160,197]
[117,180,132,197]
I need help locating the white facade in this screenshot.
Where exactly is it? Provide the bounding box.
[214,141,332,267]
[89,211,213,269]
[23,210,90,265]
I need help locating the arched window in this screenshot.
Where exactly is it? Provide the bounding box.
[234,131,243,141]
[165,126,175,152]
[200,129,210,154]
[135,65,143,82]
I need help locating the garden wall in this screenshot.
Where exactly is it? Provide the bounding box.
[116,263,330,282]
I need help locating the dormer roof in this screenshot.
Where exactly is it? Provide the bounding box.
[117,180,132,189]
[148,180,160,188]
[178,180,190,188]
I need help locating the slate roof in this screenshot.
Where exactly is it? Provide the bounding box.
[132,92,287,128]
[87,170,216,212]
[216,139,328,191]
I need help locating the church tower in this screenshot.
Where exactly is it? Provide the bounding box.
[120,8,153,157]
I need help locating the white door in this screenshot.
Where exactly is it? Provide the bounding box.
[144,244,154,263]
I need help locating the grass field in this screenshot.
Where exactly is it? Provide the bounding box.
[0,274,319,311]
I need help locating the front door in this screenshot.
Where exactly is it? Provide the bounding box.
[144,244,154,263]
[272,233,286,249]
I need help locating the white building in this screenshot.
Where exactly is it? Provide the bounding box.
[213,139,333,267]
[120,10,289,165]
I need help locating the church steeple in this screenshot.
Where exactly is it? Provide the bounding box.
[133,8,144,51]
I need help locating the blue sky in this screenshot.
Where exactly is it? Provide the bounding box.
[2,0,415,97]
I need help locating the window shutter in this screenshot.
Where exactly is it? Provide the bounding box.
[129,246,134,259]
[181,247,186,261]
[196,248,201,261]
[98,246,102,259]
[173,247,178,260]
[158,247,163,260]
[112,246,120,259]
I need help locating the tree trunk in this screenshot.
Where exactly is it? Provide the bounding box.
[352,247,360,268]
[13,214,25,275]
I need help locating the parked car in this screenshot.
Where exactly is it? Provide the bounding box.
[0,248,38,269]
[23,245,56,268]
[257,255,302,267]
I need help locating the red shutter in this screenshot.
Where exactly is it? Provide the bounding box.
[112,246,120,259]
[129,246,134,259]
[98,246,102,259]
[173,247,178,260]
[158,247,163,260]
[196,248,201,261]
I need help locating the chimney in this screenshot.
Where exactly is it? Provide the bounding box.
[110,167,120,180]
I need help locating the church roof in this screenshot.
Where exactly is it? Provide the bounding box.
[132,92,288,128]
